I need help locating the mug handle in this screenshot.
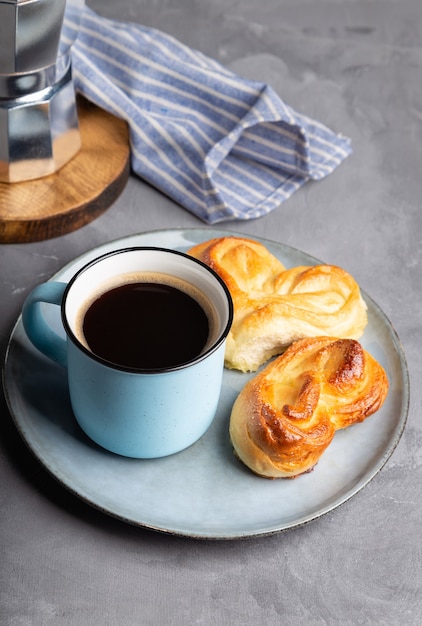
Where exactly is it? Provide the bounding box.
[22,282,68,368]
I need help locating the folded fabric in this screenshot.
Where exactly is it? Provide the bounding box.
[63,7,351,224]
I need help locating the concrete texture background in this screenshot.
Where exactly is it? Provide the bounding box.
[0,1,420,624]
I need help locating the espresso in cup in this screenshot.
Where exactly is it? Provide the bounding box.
[22,247,233,458]
[76,272,219,370]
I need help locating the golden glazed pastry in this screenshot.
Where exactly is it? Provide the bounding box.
[188,236,368,372]
[229,336,389,478]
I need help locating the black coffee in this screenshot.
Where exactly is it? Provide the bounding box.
[82,279,210,369]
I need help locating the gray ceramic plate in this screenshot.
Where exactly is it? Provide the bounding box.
[3,229,409,539]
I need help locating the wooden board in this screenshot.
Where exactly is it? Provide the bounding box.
[0,97,131,243]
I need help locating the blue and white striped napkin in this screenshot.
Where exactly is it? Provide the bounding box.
[64,7,351,224]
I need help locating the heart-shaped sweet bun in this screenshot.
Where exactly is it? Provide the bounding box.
[229,336,389,478]
[188,236,368,372]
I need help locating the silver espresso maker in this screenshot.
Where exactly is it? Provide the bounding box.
[0,0,84,182]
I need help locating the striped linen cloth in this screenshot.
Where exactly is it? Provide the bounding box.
[64,7,351,223]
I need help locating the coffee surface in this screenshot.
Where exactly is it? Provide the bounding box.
[82,280,210,369]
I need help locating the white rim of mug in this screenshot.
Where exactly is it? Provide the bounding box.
[61,246,234,374]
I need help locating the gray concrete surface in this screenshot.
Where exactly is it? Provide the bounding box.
[1,1,420,624]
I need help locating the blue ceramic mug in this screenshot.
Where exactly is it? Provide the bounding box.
[22,247,233,458]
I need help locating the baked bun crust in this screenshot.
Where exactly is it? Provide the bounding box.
[229,337,389,478]
[189,236,368,371]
